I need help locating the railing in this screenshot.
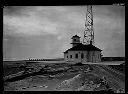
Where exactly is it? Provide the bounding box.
[28,58,64,61]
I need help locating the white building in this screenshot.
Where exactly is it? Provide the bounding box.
[64,35,102,63]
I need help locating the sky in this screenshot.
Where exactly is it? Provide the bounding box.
[3,5,125,60]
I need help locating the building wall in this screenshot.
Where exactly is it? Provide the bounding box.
[64,51,101,63]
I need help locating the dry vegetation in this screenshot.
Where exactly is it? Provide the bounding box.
[3,61,125,93]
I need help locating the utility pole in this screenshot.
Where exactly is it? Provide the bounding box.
[83,5,94,45]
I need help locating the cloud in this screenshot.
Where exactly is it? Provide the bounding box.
[4,15,59,36]
[3,6,86,37]
[3,6,125,60]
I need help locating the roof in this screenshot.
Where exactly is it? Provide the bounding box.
[71,35,80,39]
[64,43,102,53]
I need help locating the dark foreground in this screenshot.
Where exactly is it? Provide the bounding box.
[3,62,125,93]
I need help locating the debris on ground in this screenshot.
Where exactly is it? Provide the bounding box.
[4,63,125,92]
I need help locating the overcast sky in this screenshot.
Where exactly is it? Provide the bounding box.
[3,5,125,60]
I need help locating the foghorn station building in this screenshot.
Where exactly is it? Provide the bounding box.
[64,35,102,63]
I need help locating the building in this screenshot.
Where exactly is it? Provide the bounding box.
[64,35,102,63]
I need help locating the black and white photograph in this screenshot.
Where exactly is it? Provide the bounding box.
[3,5,125,92]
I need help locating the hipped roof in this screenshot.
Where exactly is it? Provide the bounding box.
[71,35,80,39]
[64,43,102,53]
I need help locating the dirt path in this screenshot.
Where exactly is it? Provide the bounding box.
[4,64,125,91]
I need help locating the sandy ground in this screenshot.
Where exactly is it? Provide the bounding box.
[4,72,79,91]
[4,63,125,92]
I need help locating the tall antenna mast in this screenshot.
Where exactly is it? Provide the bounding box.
[83,5,94,45]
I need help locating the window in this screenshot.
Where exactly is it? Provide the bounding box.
[70,55,72,58]
[81,53,84,59]
[75,54,78,58]
[67,56,68,58]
